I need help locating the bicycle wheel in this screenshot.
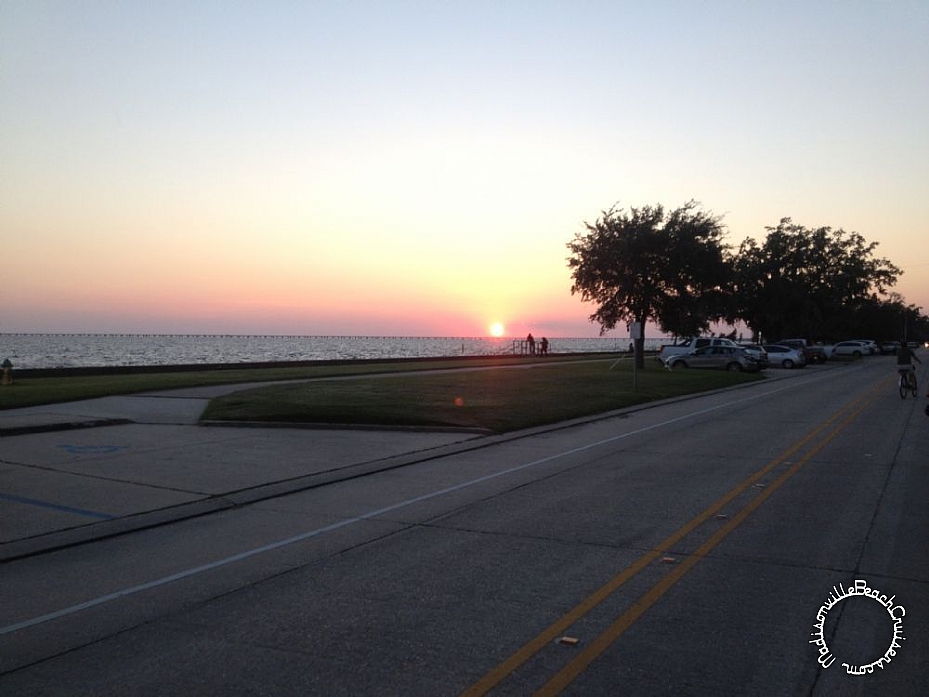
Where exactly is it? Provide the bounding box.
[899,375,908,399]
[910,373,918,398]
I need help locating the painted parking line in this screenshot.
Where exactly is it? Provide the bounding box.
[0,493,114,520]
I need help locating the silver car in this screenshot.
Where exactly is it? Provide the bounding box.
[762,344,806,368]
[666,346,761,372]
[881,341,901,355]
[739,344,769,368]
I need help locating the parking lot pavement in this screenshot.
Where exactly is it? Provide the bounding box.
[0,391,484,562]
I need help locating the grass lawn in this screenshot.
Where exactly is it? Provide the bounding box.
[201,358,763,433]
[1,355,764,434]
[0,356,573,410]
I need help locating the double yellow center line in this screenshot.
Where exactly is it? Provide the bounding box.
[460,388,876,696]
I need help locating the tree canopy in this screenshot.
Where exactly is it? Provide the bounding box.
[566,201,729,366]
[729,218,902,341]
[568,205,920,348]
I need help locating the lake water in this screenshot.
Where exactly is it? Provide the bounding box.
[0,334,666,369]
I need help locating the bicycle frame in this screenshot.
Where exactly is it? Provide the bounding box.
[898,365,918,398]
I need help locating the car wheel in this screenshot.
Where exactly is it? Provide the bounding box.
[853,350,862,358]
[727,362,743,372]
[782,359,794,369]
[673,361,688,369]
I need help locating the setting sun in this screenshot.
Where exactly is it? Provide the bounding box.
[489,322,505,337]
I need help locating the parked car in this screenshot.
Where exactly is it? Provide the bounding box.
[880,341,901,355]
[777,338,827,364]
[850,339,879,355]
[830,340,870,358]
[666,346,761,372]
[657,337,740,365]
[762,344,806,368]
[738,344,769,368]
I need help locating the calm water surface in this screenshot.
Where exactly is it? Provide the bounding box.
[0,334,664,369]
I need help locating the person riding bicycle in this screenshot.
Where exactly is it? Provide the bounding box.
[897,342,921,367]
[896,342,921,386]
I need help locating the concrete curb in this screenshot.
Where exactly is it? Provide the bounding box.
[200,419,493,435]
[0,418,133,438]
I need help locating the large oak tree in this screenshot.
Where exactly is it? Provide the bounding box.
[567,201,730,368]
[729,218,901,341]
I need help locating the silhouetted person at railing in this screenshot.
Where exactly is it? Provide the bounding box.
[526,333,535,355]
[540,337,549,355]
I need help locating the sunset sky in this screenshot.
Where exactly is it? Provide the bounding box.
[3,1,927,338]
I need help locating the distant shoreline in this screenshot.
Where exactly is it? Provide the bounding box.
[2,335,653,370]
[0,332,637,340]
[13,351,635,379]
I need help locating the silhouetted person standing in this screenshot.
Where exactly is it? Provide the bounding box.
[526,333,535,355]
[540,337,549,355]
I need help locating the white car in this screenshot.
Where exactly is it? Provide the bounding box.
[762,344,806,368]
[830,341,871,358]
[850,339,879,355]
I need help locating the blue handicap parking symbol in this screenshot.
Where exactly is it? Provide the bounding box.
[57,444,129,454]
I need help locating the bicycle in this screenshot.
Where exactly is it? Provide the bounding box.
[898,366,918,399]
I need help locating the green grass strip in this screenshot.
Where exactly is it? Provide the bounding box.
[0,355,607,410]
[202,358,762,434]
[1,356,763,434]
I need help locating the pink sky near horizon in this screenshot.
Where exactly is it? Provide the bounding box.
[2,2,927,339]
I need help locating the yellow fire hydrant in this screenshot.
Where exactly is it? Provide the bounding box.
[1,358,12,386]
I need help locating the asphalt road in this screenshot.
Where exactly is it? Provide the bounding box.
[1,357,927,696]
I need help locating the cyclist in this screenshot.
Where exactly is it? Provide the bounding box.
[896,342,921,392]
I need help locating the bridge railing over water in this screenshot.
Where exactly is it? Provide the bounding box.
[506,339,645,357]
[510,339,552,356]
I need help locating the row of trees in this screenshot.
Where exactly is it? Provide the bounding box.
[567,201,927,367]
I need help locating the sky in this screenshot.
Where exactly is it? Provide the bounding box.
[2,1,927,338]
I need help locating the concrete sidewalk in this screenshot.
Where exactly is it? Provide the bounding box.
[0,382,301,435]
[0,385,488,562]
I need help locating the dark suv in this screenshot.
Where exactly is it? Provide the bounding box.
[777,339,828,364]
